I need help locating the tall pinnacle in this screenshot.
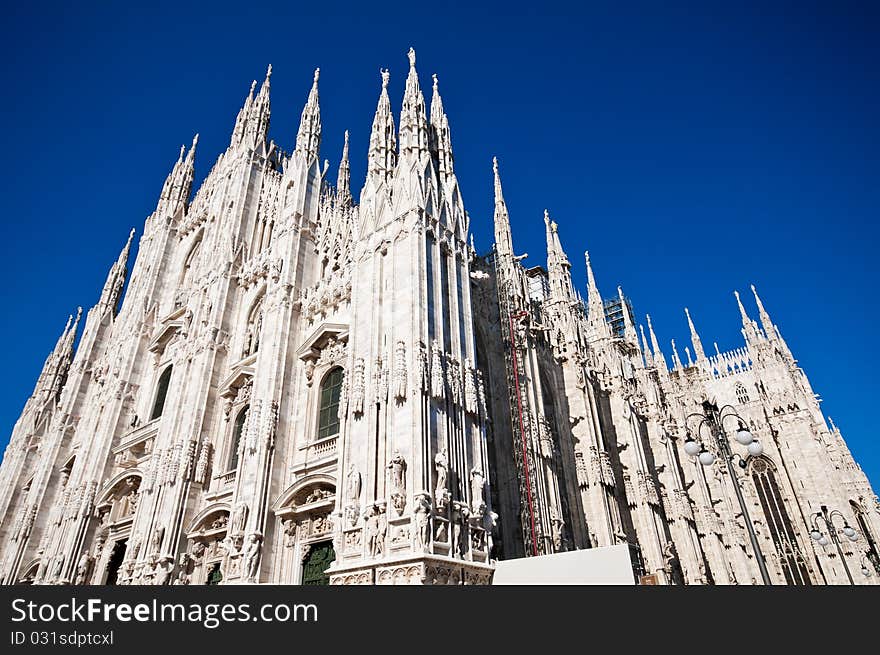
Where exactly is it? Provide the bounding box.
[750,284,775,339]
[647,314,667,370]
[618,286,638,345]
[336,130,351,202]
[544,211,572,300]
[640,324,654,367]
[670,339,683,371]
[100,229,135,313]
[398,48,429,159]
[684,307,706,361]
[492,157,515,258]
[734,290,760,344]
[230,79,257,148]
[156,135,197,215]
[66,307,82,352]
[429,73,454,180]
[584,251,610,340]
[584,251,603,309]
[367,69,397,184]
[52,313,74,356]
[241,65,271,149]
[185,133,199,166]
[295,67,322,161]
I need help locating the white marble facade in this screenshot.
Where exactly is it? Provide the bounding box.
[0,50,877,586]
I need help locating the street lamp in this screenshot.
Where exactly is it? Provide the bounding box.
[682,400,772,585]
[809,505,860,585]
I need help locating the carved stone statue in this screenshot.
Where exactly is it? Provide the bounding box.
[387,451,407,515]
[243,533,262,582]
[174,553,191,585]
[155,556,174,585]
[364,504,386,558]
[413,493,431,551]
[52,553,65,581]
[452,502,470,558]
[231,502,248,535]
[345,463,361,503]
[469,467,486,518]
[549,507,566,551]
[74,552,93,585]
[434,449,448,505]
[150,526,164,554]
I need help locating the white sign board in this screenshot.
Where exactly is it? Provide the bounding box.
[492,544,636,585]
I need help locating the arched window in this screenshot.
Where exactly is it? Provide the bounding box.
[150,366,172,420]
[735,382,750,404]
[316,367,344,440]
[242,298,264,359]
[229,405,249,471]
[749,457,811,585]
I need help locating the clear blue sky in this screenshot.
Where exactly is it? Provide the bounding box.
[1,2,877,486]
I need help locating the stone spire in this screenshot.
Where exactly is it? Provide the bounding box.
[99,228,136,314]
[670,339,683,371]
[684,307,706,362]
[584,251,610,341]
[618,286,638,345]
[240,66,271,149]
[640,324,654,367]
[429,73,454,180]
[64,307,82,355]
[37,307,82,403]
[295,67,322,161]
[398,48,430,160]
[336,130,351,203]
[584,251,603,311]
[156,134,197,216]
[647,314,667,370]
[493,157,515,259]
[366,68,397,185]
[734,290,760,344]
[54,313,74,355]
[544,210,572,300]
[230,79,257,148]
[750,284,775,339]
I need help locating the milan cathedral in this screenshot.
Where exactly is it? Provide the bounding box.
[1,50,877,585]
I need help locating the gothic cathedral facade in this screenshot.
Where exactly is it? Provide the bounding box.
[1,50,877,585]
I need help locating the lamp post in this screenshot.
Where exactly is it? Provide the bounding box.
[809,505,860,585]
[682,400,772,585]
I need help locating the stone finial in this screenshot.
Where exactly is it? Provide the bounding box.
[313,67,319,84]
[407,47,416,68]
[381,68,390,89]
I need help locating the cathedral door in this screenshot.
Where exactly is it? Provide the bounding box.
[105,539,127,586]
[206,562,223,585]
[302,541,335,585]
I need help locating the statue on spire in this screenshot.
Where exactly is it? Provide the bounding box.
[408,47,416,68]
